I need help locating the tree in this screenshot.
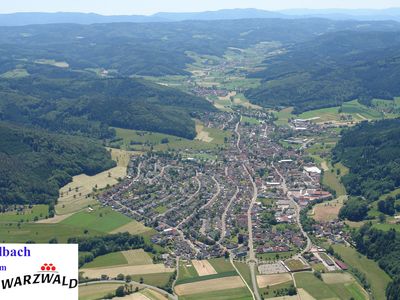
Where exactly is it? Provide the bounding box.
[115,286,126,297]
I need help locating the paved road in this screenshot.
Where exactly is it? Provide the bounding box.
[235,116,261,300]
[219,186,239,243]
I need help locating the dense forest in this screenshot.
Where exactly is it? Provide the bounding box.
[246,31,400,113]
[0,122,115,206]
[0,73,213,139]
[353,224,400,300]
[332,119,400,201]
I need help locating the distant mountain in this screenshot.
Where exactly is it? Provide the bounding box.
[2,8,400,26]
[281,8,400,22]
[154,8,284,21]
[0,12,167,26]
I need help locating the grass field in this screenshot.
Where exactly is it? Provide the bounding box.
[178,261,199,282]
[178,287,252,300]
[332,244,391,300]
[261,280,294,299]
[83,251,128,268]
[208,258,235,273]
[56,148,133,215]
[131,272,174,288]
[322,162,347,196]
[294,272,338,299]
[0,205,49,223]
[257,251,295,261]
[241,116,260,125]
[61,206,131,233]
[114,126,229,152]
[79,283,125,300]
[233,262,252,288]
[0,222,103,243]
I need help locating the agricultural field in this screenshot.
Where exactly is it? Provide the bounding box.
[0,205,49,223]
[332,244,391,300]
[177,287,252,300]
[80,263,174,279]
[233,262,253,292]
[79,283,126,300]
[56,148,134,215]
[191,260,217,276]
[177,260,199,282]
[295,271,367,300]
[256,273,292,288]
[174,276,246,296]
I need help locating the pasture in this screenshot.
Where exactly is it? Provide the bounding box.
[0,205,48,223]
[61,206,132,233]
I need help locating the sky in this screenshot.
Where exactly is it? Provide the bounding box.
[1,0,400,15]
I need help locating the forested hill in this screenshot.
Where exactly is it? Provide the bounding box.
[245,31,400,113]
[0,19,398,76]
[0,122,115,207]
[0,75,214,139]
[332,118,400,201]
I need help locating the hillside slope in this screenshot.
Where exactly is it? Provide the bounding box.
[0,74,214,139]
[332,118,400,201]
[0,122,116,206]
[246,31,400,113]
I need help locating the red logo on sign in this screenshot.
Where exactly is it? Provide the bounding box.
[40,263,57,272]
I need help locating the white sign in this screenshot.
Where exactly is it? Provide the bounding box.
[0,244,78,299]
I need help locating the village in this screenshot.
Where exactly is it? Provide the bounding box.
[97,108,352,275]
